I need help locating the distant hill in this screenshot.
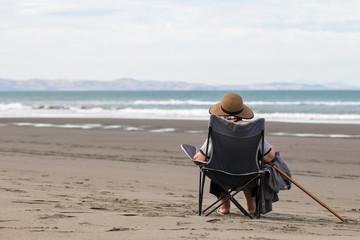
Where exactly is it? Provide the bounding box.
[0,78,353,91]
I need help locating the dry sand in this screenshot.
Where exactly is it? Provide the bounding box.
[0,118,359,239]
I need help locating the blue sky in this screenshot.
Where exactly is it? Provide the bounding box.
[1,0,360,87]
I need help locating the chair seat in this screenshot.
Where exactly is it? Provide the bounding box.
[202,168,265,190]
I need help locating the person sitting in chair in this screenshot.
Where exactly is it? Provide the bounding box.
[193,92,276,215]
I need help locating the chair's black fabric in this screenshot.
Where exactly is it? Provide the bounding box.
[203,114,264,175]
[200,115,265,218]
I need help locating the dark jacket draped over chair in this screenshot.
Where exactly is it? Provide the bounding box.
[261,151,292,214]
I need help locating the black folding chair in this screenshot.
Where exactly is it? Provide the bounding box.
[197,115,265,219]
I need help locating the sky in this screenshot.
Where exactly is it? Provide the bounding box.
[1,0,360,87]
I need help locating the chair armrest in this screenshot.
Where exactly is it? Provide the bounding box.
[192,159,208,167]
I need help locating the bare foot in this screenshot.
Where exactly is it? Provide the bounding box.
[244,189,256,214]
[218,194,230,214]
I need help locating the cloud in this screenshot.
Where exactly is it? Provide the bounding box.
[17,0,77,15]
[1,0,360,86]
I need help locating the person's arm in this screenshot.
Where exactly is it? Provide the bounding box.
[193,138,212,162]
[261,139,276,163]
[263,145,276,163]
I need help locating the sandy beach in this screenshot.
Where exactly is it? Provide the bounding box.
[0,118,359,239]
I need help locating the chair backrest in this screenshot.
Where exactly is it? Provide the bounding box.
[204,115,265,175]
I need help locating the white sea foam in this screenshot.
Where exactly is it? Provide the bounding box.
[1,98,360,124]
[3,100,359,112]
[8,122,104,129]
[2,121,359,138]
[12,122,34,126]
[103,125,123,129]
[256,113,360,124]
[0,122,173,133]
[270,132,360,138]
[120,100,360,107]
[150,128,176,133]
[2,107,360,123]
[57,124,103,129]
[124,126,143,131]
[248,101,360,106]
[185,130,207,134]
[132,100,215,105]
[32,123,55,128]
[0,103,29,110]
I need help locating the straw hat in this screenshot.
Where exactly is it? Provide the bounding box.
[209,92,254,119]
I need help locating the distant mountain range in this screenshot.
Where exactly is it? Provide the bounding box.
[0,78,354,91]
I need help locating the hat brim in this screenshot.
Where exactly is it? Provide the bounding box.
[209,102,254,119]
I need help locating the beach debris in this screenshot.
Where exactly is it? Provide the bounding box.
[122,213,137,216]
[176,221,192,226]
[0,187,26,193]
[12,199,59,204]
[182,194,196,198]
[107,227,135,232]
[206,218,221,223]
[90,207,108,210]
[39,214,75,219]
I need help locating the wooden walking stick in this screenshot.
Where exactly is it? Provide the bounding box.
[272,165,346,222]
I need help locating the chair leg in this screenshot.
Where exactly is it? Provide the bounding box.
[203,197,220,214]
[228,194,252,218]
[203,194,228,216]
[198,171,206,216]
[201,176,260,218]
[255,188,260,219]
[204,190,252,218]
[198,171,202,216]
[255,177,263,219]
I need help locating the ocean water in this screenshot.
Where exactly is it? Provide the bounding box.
[1,90,360,124]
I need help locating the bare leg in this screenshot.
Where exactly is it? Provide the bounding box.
[218,193,230,214]
[243,189,255,214]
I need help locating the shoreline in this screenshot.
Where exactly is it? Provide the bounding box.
[1,116,360,124]
[1,117,360,136]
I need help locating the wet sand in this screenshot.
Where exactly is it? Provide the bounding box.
[0,118,359,239]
